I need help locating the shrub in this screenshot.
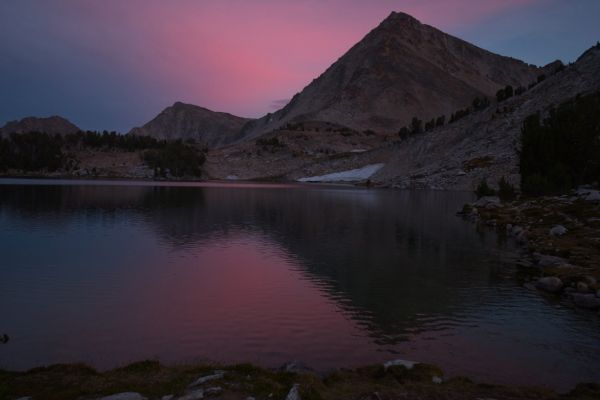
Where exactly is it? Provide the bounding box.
[450,108,470,123]
[398,126,410,138]
[424,119,435,132]
[410,117,423,134]
[498,177,516,201]
[256,137,284,147]
[472,97,490,111]
[475,179,497,199]
[496,85,514,102]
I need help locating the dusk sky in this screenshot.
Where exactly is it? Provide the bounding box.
[1,0,599,132]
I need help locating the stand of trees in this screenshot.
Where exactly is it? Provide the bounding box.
[63,130,166,151]
[520,91,600,196]
[397,96,490,138]
[143,142,206,178]
[0,131,206,178]
[0,132,64,172]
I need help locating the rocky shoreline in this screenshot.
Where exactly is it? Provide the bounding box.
[459,187,600,312]
[1,360,599,400]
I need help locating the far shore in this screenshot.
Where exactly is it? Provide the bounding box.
[0,173,468,191]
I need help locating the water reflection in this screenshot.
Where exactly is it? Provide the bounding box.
[0,180,599,390]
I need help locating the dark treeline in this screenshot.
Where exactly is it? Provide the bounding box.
[520,91,600,196]
[0,132,65,172]
[0,131,206,177]
[398,95,491,138]
[398,64,569,140]
[143,142,206,178]
[63,130,167,150]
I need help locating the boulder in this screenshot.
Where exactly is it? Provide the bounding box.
[576,187,600,202]
[515,230,528,244]
[189,371,225,387]
[383,359,418,370]
[533,253,567,268]
[577,282,589,293]
[549,225,567,236]
[585,191,600,202]
[473,196,500,208]
[285,384,301,400]
[205,387,222,396]
[97,393,147,400]
[535,277,563,293]
[178,389,205,400]
[572,293,600,310]
[280,361,314,374]
[583,276,597,286]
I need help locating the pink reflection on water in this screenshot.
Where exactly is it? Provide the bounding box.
[51,231,382,369]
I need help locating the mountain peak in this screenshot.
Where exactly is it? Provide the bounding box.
[129,102,252,148]
[241,11,541,138]
[384,11,420,24]
[171,101,194,108]
[377,11,422,31]
[0,116,80,136]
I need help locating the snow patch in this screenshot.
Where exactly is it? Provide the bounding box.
[298,163,384,182]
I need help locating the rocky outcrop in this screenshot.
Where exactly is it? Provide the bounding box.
[370,45,600,190]
[535,277,564,293]
[241,11,540,139]
[0,116,80,136]
[129,102,252,148]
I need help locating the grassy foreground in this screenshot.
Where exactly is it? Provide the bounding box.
[1,360,599,400]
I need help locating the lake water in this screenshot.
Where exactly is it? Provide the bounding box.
[0,179,599,390]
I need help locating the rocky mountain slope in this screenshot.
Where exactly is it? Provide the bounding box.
[369,44,600,190]
[206,45,600,190]
[0,116,80,136]
[128,102,252,148]
[241,11,542,139]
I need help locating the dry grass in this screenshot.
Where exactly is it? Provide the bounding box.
[2,361,598,400]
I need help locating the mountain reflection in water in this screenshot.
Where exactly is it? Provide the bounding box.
[0,179,599,390]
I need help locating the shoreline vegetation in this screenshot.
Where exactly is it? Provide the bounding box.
[1,360,599,400]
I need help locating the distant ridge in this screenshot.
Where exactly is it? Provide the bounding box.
[128,102,253,148]
[0,116,80,136]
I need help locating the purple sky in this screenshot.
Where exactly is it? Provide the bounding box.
[1,0,599,132]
